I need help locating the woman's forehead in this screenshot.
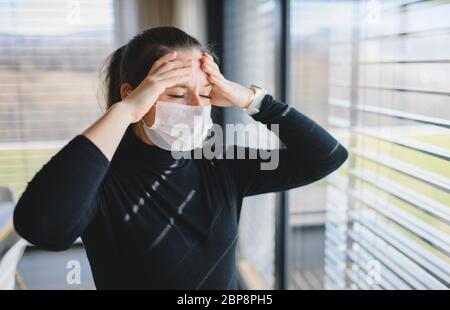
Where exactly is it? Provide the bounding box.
[173,49,209,88]
[174,48,202,62]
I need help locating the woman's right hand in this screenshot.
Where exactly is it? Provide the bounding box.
[121,51,193,123]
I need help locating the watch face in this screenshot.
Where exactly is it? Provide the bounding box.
[250,84,267,93]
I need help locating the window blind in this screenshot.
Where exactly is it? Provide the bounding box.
[325,0,450,289]
[0,0,114,199]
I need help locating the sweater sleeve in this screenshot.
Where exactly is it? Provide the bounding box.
[13,135,110,251]
[224,94,348,197]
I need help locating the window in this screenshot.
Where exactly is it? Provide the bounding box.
[224,0,449,290]
[223,0,279,289]
[288,0,337,289]
[322,0,450,289]
[0,0,115,199]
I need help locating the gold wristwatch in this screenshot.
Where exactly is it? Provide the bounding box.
[243,84,268,115]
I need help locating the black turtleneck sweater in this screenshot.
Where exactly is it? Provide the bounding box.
[13,94,348,289]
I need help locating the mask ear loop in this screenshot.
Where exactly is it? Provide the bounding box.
[140,103,159,128]
[199,106,214,148]
[140,118,148,127]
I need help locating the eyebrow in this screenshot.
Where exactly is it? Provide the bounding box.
[171,83,212,89]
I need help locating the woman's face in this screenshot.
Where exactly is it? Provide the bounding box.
[142,48,212,128]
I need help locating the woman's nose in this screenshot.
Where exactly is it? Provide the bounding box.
[188,94,203,106]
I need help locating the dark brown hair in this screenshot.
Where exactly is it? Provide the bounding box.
[103,26,219,109]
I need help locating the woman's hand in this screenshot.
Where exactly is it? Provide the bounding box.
[200,52,254,108]
[122,51,193,123]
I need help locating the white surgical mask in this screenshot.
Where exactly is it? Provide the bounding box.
[141,100,213,152]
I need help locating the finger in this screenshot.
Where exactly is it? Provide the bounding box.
[203,55,219,71]
[204,52,214,61]
[155,59,192,76]
[156,65,192,80]
[201,54,221,74]
[203,61,220,76]
[202,62,222,78]
[148,51,177,75]
[207,75,230,92]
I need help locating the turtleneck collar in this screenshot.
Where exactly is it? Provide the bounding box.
[113,125,188,171]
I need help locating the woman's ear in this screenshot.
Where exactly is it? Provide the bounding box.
[120,83,134,100]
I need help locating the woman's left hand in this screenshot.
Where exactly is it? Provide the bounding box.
[200,52,254,108]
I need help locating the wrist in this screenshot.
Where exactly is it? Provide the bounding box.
[111,100,135,124]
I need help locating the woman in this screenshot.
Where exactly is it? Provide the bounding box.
[13,27,348,289]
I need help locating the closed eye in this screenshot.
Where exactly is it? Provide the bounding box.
[168,94,211,99]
